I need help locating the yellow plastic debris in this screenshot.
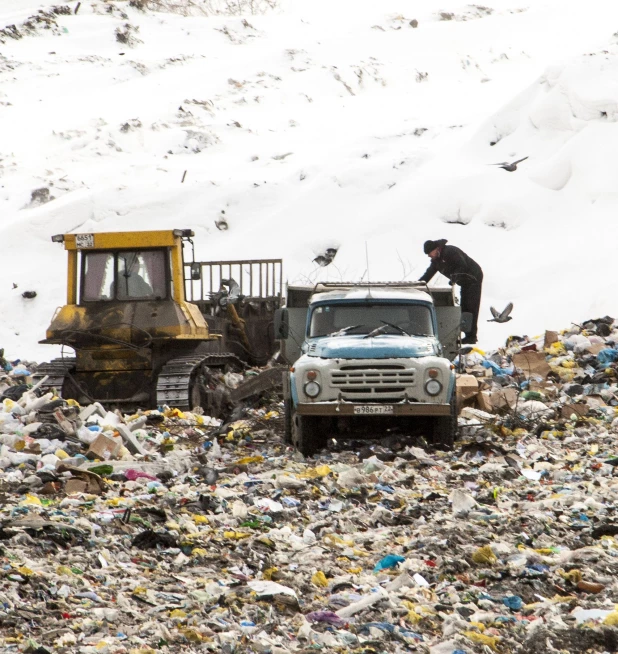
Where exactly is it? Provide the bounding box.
[263,567,278,580]
[347,567,362,574]
[164,408,185,419]
[604,609,618,626]
[311,571,329,587]
[55,449,69,460]
[323,534,354,548]
[17,566,34,577]
[300,464,332,479]
[236,456,264,465]
[169,609,187,619]
[66,399,80,407]
[472,545,497,566]
[401,600,422,623]
[20,494,42,507]
[223,531,251,540]
[547,342,566,356]
[191,548,207,557]
[463,631,499,650]
[179,628,204,642]
[560,568,583,583]
[469,621,486,632]
[191,514,209,524]
[56,565,73,576]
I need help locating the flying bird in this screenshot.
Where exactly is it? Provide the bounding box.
[313,247,338,267]
[491,156,528,172]
[488,302,513,323]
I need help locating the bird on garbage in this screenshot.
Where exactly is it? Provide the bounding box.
[488,302,513,323]
[490,156,528,172]
[313,247,338,267]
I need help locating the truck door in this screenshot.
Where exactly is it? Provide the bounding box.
[280,285,313,364]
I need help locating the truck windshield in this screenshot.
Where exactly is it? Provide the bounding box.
[309,303,434,338]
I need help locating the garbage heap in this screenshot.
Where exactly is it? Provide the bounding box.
[0,319,618,653]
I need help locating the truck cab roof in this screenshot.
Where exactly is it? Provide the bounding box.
[310,287,433,304]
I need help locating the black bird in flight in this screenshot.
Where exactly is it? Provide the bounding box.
[488,302,514,323]
[491,156,528,172]
[313,247,338,267]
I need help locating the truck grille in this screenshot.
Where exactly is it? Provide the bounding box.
[330,364,415,400]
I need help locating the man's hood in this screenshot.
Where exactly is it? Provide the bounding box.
[307,334,439,359]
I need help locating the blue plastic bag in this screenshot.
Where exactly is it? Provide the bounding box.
[373,554,405,572]
[502,595,523,610]
[597,349,618,365]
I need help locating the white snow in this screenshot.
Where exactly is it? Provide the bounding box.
[1,0,618,361]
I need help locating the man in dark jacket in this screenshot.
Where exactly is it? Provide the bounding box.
[419,239,483,344]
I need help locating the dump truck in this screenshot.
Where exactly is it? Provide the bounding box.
[276,282,470,455]
[33,229,283,412]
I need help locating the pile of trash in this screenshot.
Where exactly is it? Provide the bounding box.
[1,321,618,652]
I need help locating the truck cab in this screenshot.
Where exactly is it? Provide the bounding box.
[278,282,466,455]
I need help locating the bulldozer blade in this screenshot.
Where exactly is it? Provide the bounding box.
[229,366,285,404]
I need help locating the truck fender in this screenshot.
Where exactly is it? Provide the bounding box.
[446,371,456,403]
[285,371,299,408]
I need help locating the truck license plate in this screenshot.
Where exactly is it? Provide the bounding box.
[354,405,394,415]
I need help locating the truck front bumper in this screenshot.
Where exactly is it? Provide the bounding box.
[296,402,451,416]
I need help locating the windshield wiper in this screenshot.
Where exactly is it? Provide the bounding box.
[380,320,410,337]
[364,324,389,339]
[329,324,364,337]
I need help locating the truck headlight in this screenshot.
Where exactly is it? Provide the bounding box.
[425,379,442,396]
[304,381,321,398]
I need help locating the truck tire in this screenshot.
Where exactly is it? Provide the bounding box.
[433,400,457,449]
[292,413,327,457]
[283,399,293,444]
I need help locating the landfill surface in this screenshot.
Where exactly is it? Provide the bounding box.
[2,320,618,653]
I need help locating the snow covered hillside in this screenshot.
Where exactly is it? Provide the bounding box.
[2,0,618,361]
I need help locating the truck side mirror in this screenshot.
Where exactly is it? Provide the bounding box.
[460,312,473,334]
[190,262,201,281]
[274,308,289,339]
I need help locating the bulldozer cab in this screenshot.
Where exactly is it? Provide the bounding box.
[54,229,192,308]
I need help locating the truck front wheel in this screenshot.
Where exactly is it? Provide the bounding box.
[433,400,457,449]
[292,413,327,457]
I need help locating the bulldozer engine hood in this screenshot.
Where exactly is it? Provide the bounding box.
[306,334,440,359]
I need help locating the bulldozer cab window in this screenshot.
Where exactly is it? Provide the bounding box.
[83,252,115,301]
[81,250,167,301]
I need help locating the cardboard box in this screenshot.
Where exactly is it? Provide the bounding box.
[87,433,121,461]
[456,374,479,410]
[58,463,107,495]
[477,387,518,413]
[586,343,607,356]
[512,351,551,379]
[560,404,589,420]
[586,395,607,409]
[544,331,559,348]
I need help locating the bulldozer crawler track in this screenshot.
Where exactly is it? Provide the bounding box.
[156,353,243,409]
[32,358,77,396]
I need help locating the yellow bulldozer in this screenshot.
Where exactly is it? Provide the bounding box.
[33,229,283,413]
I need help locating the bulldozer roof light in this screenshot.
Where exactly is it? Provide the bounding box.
[173,229,194,238]
[51,234,65,243]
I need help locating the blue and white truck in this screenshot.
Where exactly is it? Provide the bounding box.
[276,282,469,455]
